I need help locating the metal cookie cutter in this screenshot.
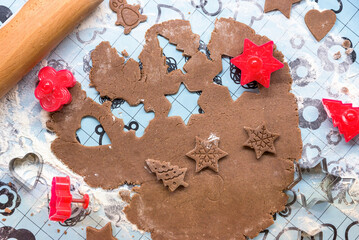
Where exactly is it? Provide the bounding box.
[275,223,337,240]
[296,158,343,208]
[9,152,44,191]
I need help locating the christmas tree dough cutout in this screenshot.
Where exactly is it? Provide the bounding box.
[146,159,189,192]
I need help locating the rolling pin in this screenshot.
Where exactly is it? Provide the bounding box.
[0,0,103,99]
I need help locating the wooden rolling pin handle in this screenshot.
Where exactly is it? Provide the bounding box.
[0,0,103,99]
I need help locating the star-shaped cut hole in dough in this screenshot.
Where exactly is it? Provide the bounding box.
[86,223,117,240]
[186,136,228,172]
[264,0,302,19]
[243,124,279,159]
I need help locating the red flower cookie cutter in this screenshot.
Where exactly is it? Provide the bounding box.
[35,66,76,112]
[49,176,89,222]
[322,98,359,142]
[230,39,284,88]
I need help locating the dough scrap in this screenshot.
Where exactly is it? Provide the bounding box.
[342,40,351,49]
[121,49,129,57]
[47,18,302,240]
[333,51,341,60]
[119,190,131,203]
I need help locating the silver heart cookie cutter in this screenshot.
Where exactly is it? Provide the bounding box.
[9,152,44,191]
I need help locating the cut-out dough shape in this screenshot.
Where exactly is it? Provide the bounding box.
[47,18,302,240]
[264,0,302,19]
[304,9,336,42]
[243,124,279,159]
[186,136,228,172]
[146,159,189,191]
[110,0,147,35]
[86,223,117,240]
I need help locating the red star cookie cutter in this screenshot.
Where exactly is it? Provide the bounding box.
[230,39,284,88]
[322,98,359,142]
[49,176,89,222]
[35,66,76,112]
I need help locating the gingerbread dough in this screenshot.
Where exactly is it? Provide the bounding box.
[304,9,336,42]
[342,40,351,49]
[243,124,279,159]
[110,0,147,35]
[186,136,228,172]
[86,223,117,240]
[264,0,302,19]
[119,190,131,203]
[47,18,302,240]
[146,159,189,191]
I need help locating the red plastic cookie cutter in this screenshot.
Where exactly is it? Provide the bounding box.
[322,98,359,142]
[49,176,89,222]
[230,39,284,88]
[35,66,76,112]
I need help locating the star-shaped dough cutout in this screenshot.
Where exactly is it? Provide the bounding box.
[86,223,117,240]
[243,124,279,159]
[186,136,228,172]
[264,0,302,19]
[230,39,284,88]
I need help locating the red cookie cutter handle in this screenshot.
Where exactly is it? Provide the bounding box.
[49,176,89,222]
[72,193,90,209]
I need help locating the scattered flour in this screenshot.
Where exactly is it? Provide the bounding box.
[1,0,359,238]
[297,216,321,236]
[0,64,128,227]
[296,96,304,110]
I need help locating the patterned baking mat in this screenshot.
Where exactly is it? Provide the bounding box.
[1,0,359,239]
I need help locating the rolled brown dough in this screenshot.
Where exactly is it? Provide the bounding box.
[47,18,302,240]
